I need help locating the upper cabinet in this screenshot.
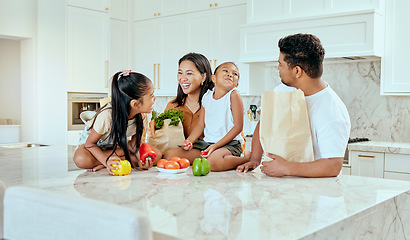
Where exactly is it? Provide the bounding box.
[134,15,186,96]
[67,0,109,12]
[381,0,410,95]
[67,6,109,93]
[246,0,384,24]
[186,0,245,13]
[134,0,186,21]
[110,0,128,20]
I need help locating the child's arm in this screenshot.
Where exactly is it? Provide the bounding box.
[205,90,244,155]
[183,107,205,150]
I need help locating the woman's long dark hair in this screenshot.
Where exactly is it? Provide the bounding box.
[171,52,213,107]
[107,71,151,167]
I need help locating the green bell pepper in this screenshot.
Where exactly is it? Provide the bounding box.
[192,158,211,176]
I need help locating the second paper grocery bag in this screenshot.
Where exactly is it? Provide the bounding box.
[260,89,314,163]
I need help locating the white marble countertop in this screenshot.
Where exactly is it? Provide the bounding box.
[348,141,410,154]
[0,144,409,239]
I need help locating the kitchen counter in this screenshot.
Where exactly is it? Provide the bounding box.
[0,144,409,239]
[348,141,410,154]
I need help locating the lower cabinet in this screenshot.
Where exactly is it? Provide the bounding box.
[350,150,410,181]
[350,151,384,178]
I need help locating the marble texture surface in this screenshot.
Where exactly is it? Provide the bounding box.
[0,144,409,239]
[348,141,410,154]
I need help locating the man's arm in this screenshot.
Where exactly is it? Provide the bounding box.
[261,153,343,177]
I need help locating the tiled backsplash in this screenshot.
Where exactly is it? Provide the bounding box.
[154,60,410,142]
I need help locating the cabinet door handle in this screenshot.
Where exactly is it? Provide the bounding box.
[158,13,161,16]
[105,61,109,88]
[153,64,156,88]
[215,3,218,7]
[358,155,375,158]
[214,59,217,69]
[157,63,160,89]
[154,13,157,16]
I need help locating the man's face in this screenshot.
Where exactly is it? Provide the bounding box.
[278,52,294,87]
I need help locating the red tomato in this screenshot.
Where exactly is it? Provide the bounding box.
[169,156,181,162]
[177,158,190,169]
[156,159,168,169]
[165,161,180,169]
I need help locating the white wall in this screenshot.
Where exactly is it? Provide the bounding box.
[0,39,21,124]
[0,0,37,38]
[37,0,67,144]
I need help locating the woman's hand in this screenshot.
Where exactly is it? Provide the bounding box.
[137,158,153,170]
[106,155,122,175]
[182,140,193,150]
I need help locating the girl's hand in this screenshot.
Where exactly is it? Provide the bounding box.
[201,144,216,158]
[137,158,153,170]
[182,140,193,151]
[106,155,122,175]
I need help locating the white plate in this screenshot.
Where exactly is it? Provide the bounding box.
[156,167,189,174]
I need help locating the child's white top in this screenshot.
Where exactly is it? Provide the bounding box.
[202,89,244,144]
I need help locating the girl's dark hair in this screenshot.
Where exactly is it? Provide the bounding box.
[278,33,325,78]
[213,62,240,79]
[171,52,213,107]
[106,71,151,167]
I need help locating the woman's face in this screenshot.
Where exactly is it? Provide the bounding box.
[177,60,205,95]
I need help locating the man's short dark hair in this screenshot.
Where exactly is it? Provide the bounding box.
[278,33,325,78]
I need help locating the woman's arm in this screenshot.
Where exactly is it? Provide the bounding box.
[185,107,205,145]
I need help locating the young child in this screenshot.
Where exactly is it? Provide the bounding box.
[177,62,251,171]
[73,70,161,175]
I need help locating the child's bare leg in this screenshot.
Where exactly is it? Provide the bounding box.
[73,145,113,171]
[164,147,201,163]
[207,149,251,172]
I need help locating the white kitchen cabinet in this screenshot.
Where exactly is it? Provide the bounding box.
[109,19,129,83]
[240,10,384,63]
[110,0,128,21]
[134,0,186,21]
[246,0,384,24]
[384,153,410,181]
[350,151,384,178]
[186,5,249,94]
[134,15,185,95]
[381,0,410,95]
[341,166,351,175]
[186,0,245,13]
[68,0,109,12]
[67,6,109,93]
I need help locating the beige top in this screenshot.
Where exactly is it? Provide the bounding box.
[88,103,149,145]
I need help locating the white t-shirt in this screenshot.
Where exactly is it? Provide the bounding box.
[202,89,244,144]
[274,83,351,160]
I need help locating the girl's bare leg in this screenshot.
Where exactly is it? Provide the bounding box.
[73,145,123,171]
[207,149,251,171]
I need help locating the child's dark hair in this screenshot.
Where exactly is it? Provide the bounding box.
[108,71,152,167]
[171,52,213,107]
[213,62,240,79]
[278,33,325,78]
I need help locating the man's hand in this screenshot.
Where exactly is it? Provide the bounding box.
[260,153,291,177]
[236,161,260,173]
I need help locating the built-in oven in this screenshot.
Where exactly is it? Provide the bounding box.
[67,92,108,130]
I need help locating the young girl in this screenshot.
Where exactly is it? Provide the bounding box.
[73,70,161,175]
[169,62,251,171]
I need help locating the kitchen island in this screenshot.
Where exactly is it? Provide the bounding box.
[0,144,409,239]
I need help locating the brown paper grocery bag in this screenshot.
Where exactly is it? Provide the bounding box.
[147,119,185,154]
[260,90,314,162]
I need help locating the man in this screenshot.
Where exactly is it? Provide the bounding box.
[236,33,351,177]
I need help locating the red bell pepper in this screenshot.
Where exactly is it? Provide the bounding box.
[139,143,156,163]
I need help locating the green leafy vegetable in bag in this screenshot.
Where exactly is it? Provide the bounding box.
[151,109,184,130]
